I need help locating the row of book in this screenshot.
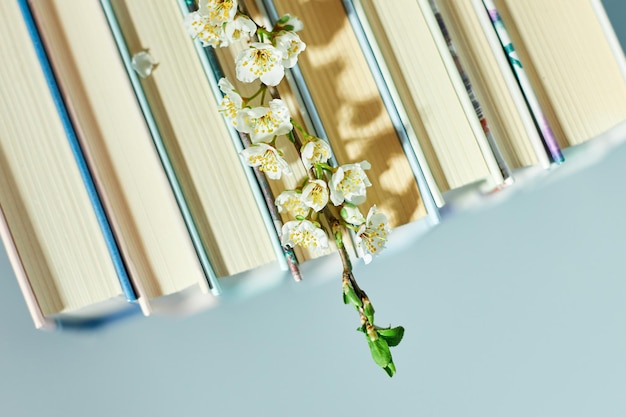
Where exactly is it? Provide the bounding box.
[1,0,625,329]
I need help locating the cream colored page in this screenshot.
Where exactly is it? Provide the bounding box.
[0,206,48,328]
[31,0,206,299]
[361,0,490,190]
[111,0,276,276]
[0,1,122,315]
[496,0,626,146]
[438,0,538,168]
[272,0,427,226]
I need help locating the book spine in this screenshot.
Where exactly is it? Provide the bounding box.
[427,0,513,186]
[341,0,442,219]
[99,0,221,295]
[468,0,551,169]
[481,0,565,164]
[17,0,137,303]
[176,0,302,282]
[415,0,506,189]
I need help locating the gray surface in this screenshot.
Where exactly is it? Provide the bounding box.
[2,2,626,416]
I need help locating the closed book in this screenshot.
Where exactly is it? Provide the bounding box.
[0,0,138,328]
[27,0,217,313]
[104,0,280,283]
[254,0,435,233]
[488,0,626,148]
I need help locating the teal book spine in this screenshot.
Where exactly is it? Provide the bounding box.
[99,0,222,295]
[481,0,564,164]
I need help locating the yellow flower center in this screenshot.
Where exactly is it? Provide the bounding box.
[361,223,388,254]
[209,0,235,22]
[287,40,301,56]
[220,97,238,122]
[251,112,281,136]
[289,227,320,249]
[248,49,278,76]
[247,149,279,175]
[309,185,325,206]
[338,169,362,194]
[283,197,308,217]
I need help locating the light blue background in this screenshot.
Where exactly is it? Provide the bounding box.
[1,1,626,416]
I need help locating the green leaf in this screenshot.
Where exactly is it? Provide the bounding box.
[377,326,404,347]
[367,337,391,368]
[276,15,290,25]
[344,286,362,308]
[342,291,348,305]
[383,361,396,377]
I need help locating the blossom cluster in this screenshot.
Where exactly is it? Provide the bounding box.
[185,0,389,263]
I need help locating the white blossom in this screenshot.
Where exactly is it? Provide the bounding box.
[184,11,223,48]
[274,31,306,68]
[275,190,310,218]
[300,179,329,212]
[301,138,332,170]
[222,15,257,46]
[236,99,292,143]
[202,0,238,24]
[218,77,243,128]
[281,220,329,254]
[355,206,389,264]
[240,143,291,180]
[329,161,372,206]
[236,43,285,86]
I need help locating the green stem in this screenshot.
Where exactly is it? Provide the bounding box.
[244,84,267,104]
[290,118,312,139]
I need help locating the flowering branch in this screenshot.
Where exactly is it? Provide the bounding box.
[185,0,404,376]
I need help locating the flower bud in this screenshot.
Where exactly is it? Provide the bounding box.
[366,324,378,342]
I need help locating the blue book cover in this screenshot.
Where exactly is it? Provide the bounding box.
[17,0,137,305]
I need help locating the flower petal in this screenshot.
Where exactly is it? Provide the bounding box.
[235,43,284,85]
[240,143,291,179]
[301,180,329,212]
[281,220,329,253]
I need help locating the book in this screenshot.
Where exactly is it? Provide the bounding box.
[102,0,282,280]
[0,0,138,328]
[207,2,345,263]
[478,0,564,164]
[251,0,437,232]
[486,0,626,148]
[338,0,508,200]
[432,0,557,170]
[0,0,623,328]
[422,0,515,181]
[175,0,302,280]
[26,0,216,310]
